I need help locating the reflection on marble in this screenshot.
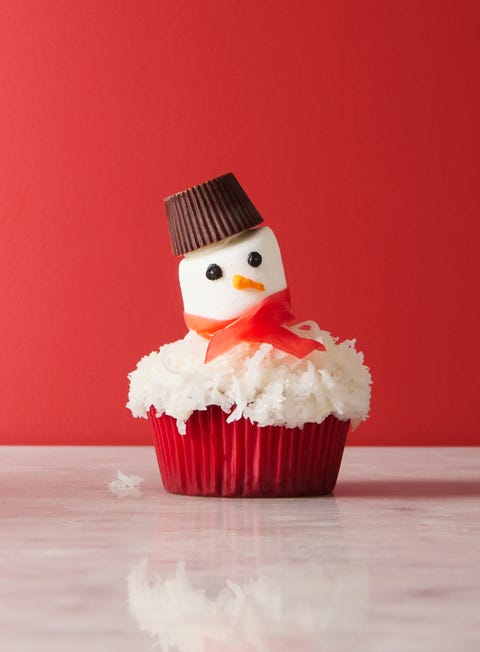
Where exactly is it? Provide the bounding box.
[127,498,368,651]
[1,447,479,651]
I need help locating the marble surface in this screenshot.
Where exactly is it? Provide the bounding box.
[1,446,479,652]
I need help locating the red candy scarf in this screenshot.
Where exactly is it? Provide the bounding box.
[184,288,325,363]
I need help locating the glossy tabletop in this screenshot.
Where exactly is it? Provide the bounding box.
[1,446,479,651]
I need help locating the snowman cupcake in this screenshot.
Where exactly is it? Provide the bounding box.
[127,173,371,497]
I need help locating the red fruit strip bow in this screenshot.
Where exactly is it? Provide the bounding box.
[184,288,325,363]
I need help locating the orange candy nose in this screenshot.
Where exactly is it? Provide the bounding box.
[232,275,265,291]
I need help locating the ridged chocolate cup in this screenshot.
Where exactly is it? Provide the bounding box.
[164,172,264,255]
[148,405,350,497]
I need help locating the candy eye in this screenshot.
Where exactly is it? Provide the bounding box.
[248,251,262,268]
[205,263,223,281]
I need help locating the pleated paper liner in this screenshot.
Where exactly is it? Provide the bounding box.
[148,405,349,497]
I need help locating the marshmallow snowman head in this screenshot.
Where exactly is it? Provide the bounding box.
[164,173,287,321]
[180,226,287,321]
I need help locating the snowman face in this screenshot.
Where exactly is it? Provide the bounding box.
[179,226,287,320]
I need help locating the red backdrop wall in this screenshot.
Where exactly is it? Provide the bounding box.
[1,0,479,445]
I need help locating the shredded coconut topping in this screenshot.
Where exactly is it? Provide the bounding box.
[127,324,371,434]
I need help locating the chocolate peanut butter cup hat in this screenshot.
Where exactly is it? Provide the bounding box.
[164,172,264,255]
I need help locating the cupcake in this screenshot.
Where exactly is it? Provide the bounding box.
[127,173,371,497]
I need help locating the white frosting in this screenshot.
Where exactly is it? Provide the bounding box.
[179,227,287,320]
[127,323,371,434]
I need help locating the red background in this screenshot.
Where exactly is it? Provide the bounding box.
[1,1,479,445]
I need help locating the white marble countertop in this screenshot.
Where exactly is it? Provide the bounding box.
[1,446,479,651]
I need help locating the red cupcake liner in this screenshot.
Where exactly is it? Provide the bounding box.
[148,405,349,498]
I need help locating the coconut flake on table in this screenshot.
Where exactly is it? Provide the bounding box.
[108,470,143,497]
[127,324,371,434]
